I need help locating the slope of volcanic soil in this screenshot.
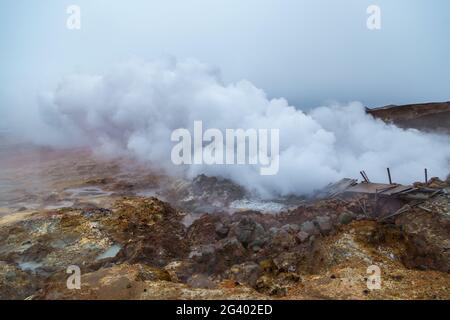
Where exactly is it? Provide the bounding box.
[367,101,450,134]
[0,190,448,300]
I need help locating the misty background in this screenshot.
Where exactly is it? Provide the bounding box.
[1,0,450,126]
[22,58,450,196]
[0,0,449,196]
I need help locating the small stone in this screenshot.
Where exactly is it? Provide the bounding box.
[270,229,295,249]
[300,221,319,235]
[189,245,215,264]
[226,262,261,287]
[187,274,216,289]
[251,245,262,252]
[215,237,246,263]
[315,216,333,234]
[339,211,356,225]
[228,218,266,248]
[296,231,309,242]
[215,222,229,238]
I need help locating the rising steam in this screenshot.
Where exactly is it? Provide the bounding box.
[17,58,450,196]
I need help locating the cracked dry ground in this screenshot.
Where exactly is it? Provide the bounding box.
[0,194,449,300]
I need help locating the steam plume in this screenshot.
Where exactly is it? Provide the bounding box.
[19,58,450,196]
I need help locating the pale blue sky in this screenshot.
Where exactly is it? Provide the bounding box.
[1,0,449,126]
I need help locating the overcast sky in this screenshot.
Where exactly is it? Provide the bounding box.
[1,0,450,125]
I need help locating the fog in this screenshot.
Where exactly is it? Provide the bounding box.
[17,58,450,196]
[1,0,450,113]
[1,1,450,196]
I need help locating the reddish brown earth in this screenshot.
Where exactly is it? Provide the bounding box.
[0,184,449,300]
[367,101,450,134]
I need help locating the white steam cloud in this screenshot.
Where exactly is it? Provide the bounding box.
[29,58,450,196]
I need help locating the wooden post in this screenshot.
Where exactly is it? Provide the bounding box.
[425,168,428,184]
[387,168,392,184]
[360,171,369,183]
[362,170,370,183]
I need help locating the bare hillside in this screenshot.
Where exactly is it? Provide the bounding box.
[367,101,450,134]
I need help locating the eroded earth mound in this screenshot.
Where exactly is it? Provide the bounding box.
[0,182,449,300]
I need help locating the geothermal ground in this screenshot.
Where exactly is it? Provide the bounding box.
[0,105,449,300]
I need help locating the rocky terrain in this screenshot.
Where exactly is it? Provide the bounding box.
[0,174,449,300]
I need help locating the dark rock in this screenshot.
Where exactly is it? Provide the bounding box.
[215,222,229,239]
[300,220,319,236]
[188,237,248,274]
[225,262,261,287]
[187,215,221,246]
[215,237,246,264]
[189,245,216,264]
[296,231,309,242]
[187,274,217,289]
[269,228,296,250]
[339,211,356,225]
[315,216,333,234]
[228,217,267,249]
